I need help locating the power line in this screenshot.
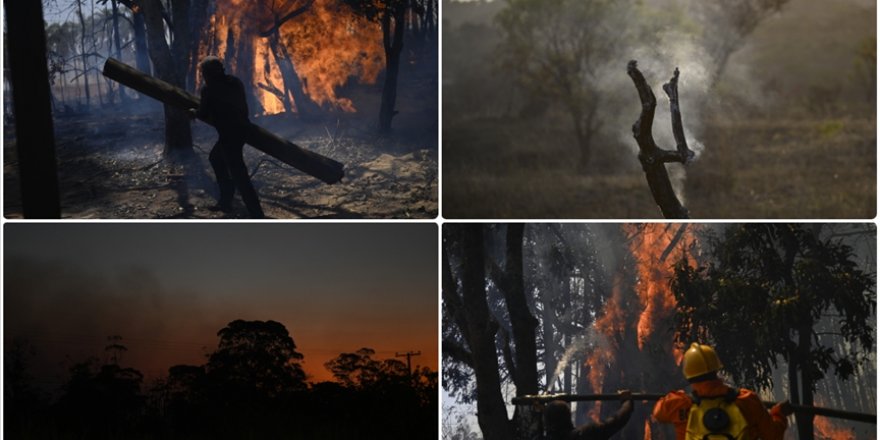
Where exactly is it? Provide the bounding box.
[395,350,421,374]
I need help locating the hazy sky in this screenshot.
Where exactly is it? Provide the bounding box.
[4,223,437,385]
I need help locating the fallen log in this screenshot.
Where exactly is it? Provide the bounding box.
[102,58,344,184]
[513,393,876,424]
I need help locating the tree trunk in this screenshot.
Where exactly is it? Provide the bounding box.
[267,32,316,116]
[378,4,405,133]
[503,224,539,396]
[90,0,104,107]
[5,0,62,217]
[186,0,209,90]
[132,7,151,75]
[169,0,192,85]
[459,226,516,440]
[795,323,814,440]
[111,0,127,103]
[76,0,91,108]
[141,0,193,152]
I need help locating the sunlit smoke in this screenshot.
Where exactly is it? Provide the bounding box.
[549,331,591,392]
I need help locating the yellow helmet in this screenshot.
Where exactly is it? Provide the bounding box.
[682,342,723,380]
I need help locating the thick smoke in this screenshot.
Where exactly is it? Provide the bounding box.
[4,256,219,381]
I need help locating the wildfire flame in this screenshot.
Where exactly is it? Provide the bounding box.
[583,224,697,423]
[814,416,855,440]
[628,224,696,355]
[204,0,384,115]
[814,398,856,440]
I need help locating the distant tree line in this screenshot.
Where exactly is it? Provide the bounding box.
[5,319,437,439]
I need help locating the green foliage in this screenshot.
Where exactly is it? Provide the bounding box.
[671,224,875,392]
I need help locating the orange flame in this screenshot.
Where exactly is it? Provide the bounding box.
[643,419,652,440]
[626,224,696,351]
[583,224,698,424]
[814,416,855,440]
[204,0,383,115]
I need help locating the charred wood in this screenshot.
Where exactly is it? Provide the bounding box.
[626,60,694,219]
[102,58,344,184]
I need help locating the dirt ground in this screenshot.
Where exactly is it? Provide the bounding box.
[442,114,876,219]
[4,104,437,219]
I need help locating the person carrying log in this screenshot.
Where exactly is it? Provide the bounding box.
[189,56,264,218]
[543,390,633,440]
[653,343,793,439]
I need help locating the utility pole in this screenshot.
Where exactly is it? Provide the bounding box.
[395,350,421,375]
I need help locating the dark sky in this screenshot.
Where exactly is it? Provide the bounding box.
[4,223,437,384]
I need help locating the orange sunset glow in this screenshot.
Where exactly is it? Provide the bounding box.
[5,224,438,386]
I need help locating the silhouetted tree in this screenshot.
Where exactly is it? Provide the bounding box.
[206,319,307,397]
[56,358,145,438]
[344,0,414,133]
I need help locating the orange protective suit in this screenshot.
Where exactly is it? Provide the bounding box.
[652,379,788,440]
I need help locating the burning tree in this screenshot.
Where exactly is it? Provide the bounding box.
[671,224,876,440]
[201,0,384,116]
[442,224,701,439]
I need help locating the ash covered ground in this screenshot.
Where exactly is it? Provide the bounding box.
[5,97,437,219]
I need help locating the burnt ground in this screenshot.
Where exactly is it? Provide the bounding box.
[4,96,437,220]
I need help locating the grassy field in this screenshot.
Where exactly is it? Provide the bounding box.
[442,113,875,219]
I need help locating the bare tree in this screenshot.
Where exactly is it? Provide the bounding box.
[626,61,693,219]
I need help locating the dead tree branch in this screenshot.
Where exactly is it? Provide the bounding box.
[627,60,694,219]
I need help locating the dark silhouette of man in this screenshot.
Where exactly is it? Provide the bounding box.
[544,390,633,440]
[190,56,264,218]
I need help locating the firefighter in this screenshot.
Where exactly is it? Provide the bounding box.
[190,56,265,219]
[544,390,633,440]
[652,343,793,440]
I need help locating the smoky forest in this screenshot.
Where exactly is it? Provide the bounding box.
[442,224,876,439]
[6,319,438,439]
[442,0,876,219]
[5,0,438,219]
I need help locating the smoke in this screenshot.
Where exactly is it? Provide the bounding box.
[4,256,219,381]
[548,327,611,392]
[587,1,730,203]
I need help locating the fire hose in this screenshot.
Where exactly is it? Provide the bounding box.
[511,394,876,424]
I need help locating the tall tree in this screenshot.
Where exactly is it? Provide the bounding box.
[671,224,875,440]
[257,0,318,116]
[206,319,307,397]
[495,0,617,169]
[141,0,193,152]
[6,0,61,218]
[696,0,791,84]
[344,0,412,133]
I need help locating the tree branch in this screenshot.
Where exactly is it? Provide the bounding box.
[442,338,473,367]
[258,0,315,37]
[626,60,690,219]
[662,68,695,163]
